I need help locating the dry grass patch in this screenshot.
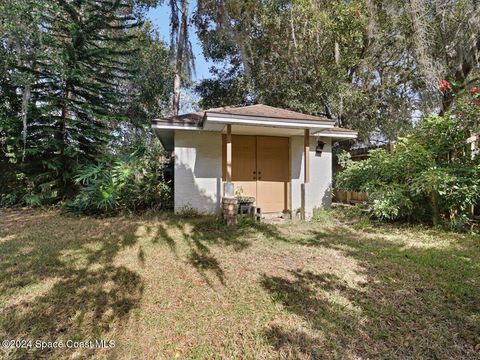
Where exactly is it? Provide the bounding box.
[0,209,479,359]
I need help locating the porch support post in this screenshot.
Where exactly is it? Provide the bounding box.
[304,129,310,183]
[300,183,306,220]
[226,124,232,183]
[222,123,237,225]
[300,129,310,220]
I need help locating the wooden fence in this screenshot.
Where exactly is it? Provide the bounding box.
[333,144,395,205]
[333,189,368,204]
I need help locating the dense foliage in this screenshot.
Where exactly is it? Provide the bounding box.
[67,144,171,215]
[193,0,479,142]
[336,85,480,228]
[1,0,140,202]
[0,0,172,209]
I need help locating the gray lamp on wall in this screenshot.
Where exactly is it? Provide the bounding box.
[315,140,325,156]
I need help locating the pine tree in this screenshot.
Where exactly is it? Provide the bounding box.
[22,0,139,201]
[0,0,43,204]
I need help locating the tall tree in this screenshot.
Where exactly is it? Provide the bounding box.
[169,0,194,115]
[406,0,480,113]
[116,22,174,149]
[38,0,140,198]
[1,0,141,203]
[0,0,43,160]
[194,0,413,141]
[194,0,480,143]
[0,0,46,203]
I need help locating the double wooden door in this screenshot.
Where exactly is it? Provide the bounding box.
[223,135,290,213]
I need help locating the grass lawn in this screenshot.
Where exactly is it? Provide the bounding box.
[0,209,479,359]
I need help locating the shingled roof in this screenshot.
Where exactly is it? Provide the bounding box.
[152,104,334,126]
[320,127,357,134]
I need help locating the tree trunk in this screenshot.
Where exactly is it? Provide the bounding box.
[59,87,70,157]
[172,0,189,116]
[56,84,71,197]
[21,84,31,162]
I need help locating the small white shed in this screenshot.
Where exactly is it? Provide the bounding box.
[152,104,357,218]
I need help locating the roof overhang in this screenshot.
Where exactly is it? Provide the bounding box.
[315,130,358,140]
[151,111,357,150]
[152,121,201,151]
[203,112,334,132]
[151,122,200,131]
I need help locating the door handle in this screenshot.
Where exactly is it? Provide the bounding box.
[258,177,262,180]
[253,171,256,174]
[253,176,256,180]
[258,171,262,175]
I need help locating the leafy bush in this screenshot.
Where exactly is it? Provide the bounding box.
[175,205,202,218]
[369,185,413,220]
[0,165,57,208]
[67,145,171,215]
[311,208,333,224]
[331,205,372,229]
[337,91,480,228]
[448,214,470,233]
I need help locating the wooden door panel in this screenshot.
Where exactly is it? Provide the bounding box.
[223,135,290,212]
[232,135,256,200]
[256,136,289,213]
[232,135,256,181]
[223,135,257,201]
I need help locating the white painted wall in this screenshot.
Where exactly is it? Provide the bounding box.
[174,130,222,213]
[290,136,332,218]
[173,131,332,216]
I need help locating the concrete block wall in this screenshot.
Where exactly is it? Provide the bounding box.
[290,136,332,218]
[173,131,332,216]
[174,130,222,213]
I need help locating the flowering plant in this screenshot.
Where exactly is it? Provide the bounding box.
[454,82,480,129]
[439,79,451,93]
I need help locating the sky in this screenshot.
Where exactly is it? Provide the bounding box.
[146,3,213,82]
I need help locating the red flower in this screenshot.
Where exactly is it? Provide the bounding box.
[457,111,463,118]
[439,79,451,93]
[470,86,478,94]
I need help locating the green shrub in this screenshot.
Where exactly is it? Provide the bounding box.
[67,145,171,215]
[0,193,20,207]
[176,205,202,218]
[448,214,470,232]
[311,208,333,224]
[369,185,413,220]
[331,205,370,224]
[336,110,480,226]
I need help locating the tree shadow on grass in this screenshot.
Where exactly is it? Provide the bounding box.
[152,216,287,287]
[263,325,321,360]
[0,212,144,359]
[169,215,286,250]
[188,250,225,286]
[262,226,480,359]
[262,270,361,359]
